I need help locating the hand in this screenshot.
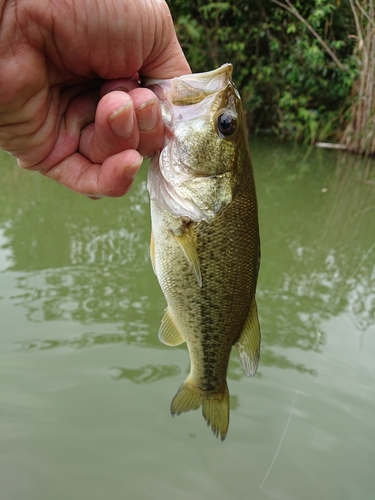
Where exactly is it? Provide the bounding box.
[0,0,190,197]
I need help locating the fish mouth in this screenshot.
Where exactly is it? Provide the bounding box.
[170,64,233,106]
[171,63,233,91]
[144,64,233,105]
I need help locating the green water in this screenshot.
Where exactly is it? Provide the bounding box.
[1,140,374,500]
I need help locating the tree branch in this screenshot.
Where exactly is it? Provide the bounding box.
[350,0,364,48]
[355,0,375,29]
[270,0,345,70]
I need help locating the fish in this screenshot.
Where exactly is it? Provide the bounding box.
[145,64,260,440]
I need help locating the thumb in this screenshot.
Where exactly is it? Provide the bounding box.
[138,1,190,79]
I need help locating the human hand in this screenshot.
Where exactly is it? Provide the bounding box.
[0,0,190,197]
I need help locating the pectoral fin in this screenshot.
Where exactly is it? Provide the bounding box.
[158,308,185,346]
[235,299,261,376]
[173,229,202,287]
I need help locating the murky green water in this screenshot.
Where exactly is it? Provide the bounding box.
[1,140,375,500]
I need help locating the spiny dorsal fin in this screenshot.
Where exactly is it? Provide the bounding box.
[235,298,261,376]
[158,308,185,346]
[173,229,202,287]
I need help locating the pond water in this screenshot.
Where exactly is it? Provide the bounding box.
[1,139,375,500]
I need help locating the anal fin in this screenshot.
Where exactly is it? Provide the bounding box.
[158,308,185,346]
[235,298,261,376]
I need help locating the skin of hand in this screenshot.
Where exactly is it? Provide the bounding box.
[0,0,190,197]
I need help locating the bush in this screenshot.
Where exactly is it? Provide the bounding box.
[168,0,357,143]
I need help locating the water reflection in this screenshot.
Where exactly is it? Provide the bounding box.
[16,330,148,351]
[252,141,375,359]
[111,364,181,383]
[1,143,374,377]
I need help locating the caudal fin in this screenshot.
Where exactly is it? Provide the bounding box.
[170,378,230,441]
[202,385,229,441]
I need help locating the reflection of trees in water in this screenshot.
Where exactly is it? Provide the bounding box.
[1,160,163,348]
[12,180,167,344]
[0,163,151,272]
[11,217,151,325]
[316,153,375,333]
[2,146,375,377]
[14,266,151,323]
[111,364,181,383]
[254,141,375,362]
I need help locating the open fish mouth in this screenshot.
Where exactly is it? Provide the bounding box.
[145,64,237,117]
[145,63,233,94]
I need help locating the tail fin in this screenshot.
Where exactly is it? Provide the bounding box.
[170,378,230,441]
[202,385,229,441]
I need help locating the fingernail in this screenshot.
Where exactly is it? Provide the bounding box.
[109,101,134,137]
[129,155,143,171]
[125,155,143,182]
[136,99,159,132]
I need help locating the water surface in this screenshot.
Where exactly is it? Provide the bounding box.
[1,140,375,499]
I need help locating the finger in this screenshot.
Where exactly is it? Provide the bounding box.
[78,91,139,164]
[42,149,143,198]
[139,1,191,78]
[17,86,144,197]
[129,87,164,157]
[100,78,140,95]
[101,81,165,156]
[13,81,105,170]
[18,87,102,172]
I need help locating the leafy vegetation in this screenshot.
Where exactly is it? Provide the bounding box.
[167,0,359,144]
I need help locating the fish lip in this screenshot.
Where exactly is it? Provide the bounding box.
[145,65,235,119]
[173,63,233,85]
[143,63,233,92]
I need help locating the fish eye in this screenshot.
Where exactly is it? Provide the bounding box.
[217,112,236,137]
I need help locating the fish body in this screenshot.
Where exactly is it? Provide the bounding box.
[145,64,260,440]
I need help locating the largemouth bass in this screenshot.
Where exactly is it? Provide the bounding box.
[145,64,260,440]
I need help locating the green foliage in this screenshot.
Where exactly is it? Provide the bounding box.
[167,0,358,143]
